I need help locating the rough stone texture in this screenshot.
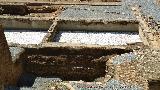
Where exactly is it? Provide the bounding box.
[137,47,160,81]
[113,61,148,90]
[23,47,114,81]
[0,25,22,89]
[107,51,148,90]
[107,45,160,90]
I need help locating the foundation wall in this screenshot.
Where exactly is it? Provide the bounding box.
[57,20,139,32]
[0,17,52,30]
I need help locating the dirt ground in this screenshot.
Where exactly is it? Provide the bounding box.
[0,25,22,89]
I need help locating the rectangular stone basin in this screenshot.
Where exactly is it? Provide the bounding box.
[47,20,142,45]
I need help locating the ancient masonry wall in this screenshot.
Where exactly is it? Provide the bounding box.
[0,24,22,89]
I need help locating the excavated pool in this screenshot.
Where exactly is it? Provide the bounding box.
[21,47,132,82]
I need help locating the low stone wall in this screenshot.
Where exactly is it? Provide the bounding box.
[0,17,52,30]
[56,20,139,32]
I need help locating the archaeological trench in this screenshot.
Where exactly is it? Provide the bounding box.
[0,0,160,90]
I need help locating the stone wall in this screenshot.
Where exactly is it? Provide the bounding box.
[56,20,139,32]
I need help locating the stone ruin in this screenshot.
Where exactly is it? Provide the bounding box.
[0,0,160,90]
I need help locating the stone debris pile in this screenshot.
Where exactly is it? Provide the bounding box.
[4,30,47,44]
[55,31,142,45]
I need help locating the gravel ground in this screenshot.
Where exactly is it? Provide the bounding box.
[9,47,25,63]
[105,79,142,90]
[70,79,142,90]
[123,0,160,31]
[59,0,160,31]
[59,5,136,21]
[4,30,47,45]
[70,81,104,90]
[55,31,142,45]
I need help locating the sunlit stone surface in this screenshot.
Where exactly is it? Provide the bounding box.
[4,30,47,44]
[55,31,142,45]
